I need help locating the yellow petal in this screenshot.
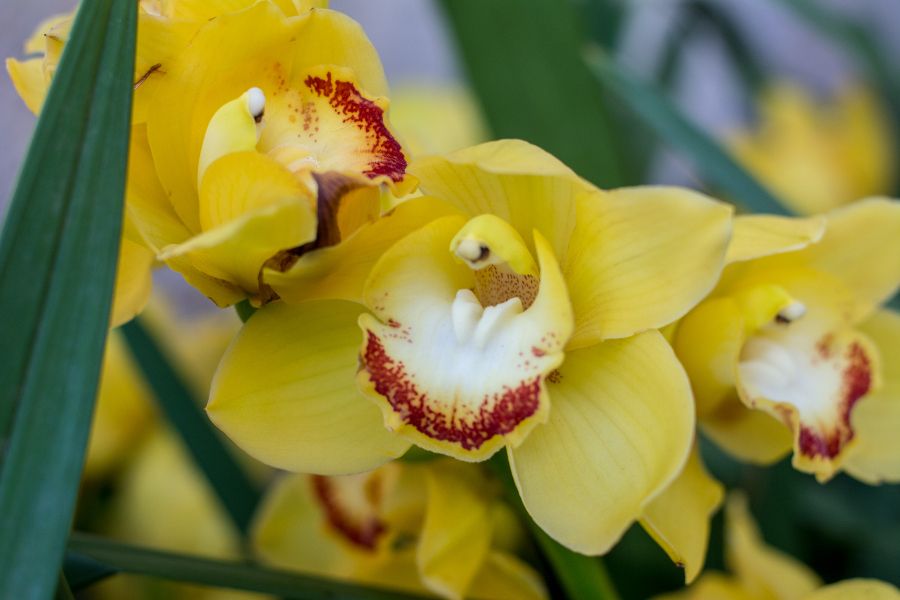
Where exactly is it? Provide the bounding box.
[653,572,755,600]
[409,139,584,260]
[701,398,793,465]
[252,473,377,579]
[110,236,155,328]
[24,12,71,54]
[833,85,895,202]
[6,58,47,114]
[641,445,725,583]
[266,196,458,303]
[801,580,900,600]
[83,332,155,480]
[844,309,900,483]
[775,198,900,321]
[674,297,746,417]
[260,64,409,189]
[468,552,548,600]
[197,89,265,188]
[509,330,694,554]
[417,463,493,599]
[564,186,732,347]
[358,218,573,461]
[725,215,825,265]
[161,152,316,297]
[106,429,241,559]
[726,494,821,599]
[729,84,852,215]
[132,14,199,124]
[147,2,297,231]
[208,299,410,474]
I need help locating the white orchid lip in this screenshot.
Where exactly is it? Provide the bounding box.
[358,218,574,460]
[738,303,877,473]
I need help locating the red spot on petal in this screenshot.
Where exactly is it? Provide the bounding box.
[799,341,873,460]
[310,476,386,551]
[531,346,545,357]
[303,72,407,182]
[363,330,541,451]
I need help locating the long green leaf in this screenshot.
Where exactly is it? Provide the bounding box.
[0,1,137,598]
[438,0,627,187]
[68,533,429,599]
[63,553,117,592]
[120,318,261,535]
[586,49,790,215]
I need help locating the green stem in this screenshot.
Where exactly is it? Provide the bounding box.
[68,533,429,599]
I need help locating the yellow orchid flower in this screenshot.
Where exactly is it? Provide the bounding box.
[9,1,408,309]
[209,139,735,558]
[252,460,546,600]
[730,83,895,215]
[92,429,270,600]
[656,494,900,600]
[672,201,900,483]
[131,1,412,306]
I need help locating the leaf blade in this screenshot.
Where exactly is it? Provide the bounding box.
[0,1,137,597]
[68,533,430,600]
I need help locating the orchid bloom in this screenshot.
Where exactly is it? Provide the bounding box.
[253,460,546,600]
[209,139,734,558]
[6,12,155,327]
[730,83,894,215]
[129,1,411,306]
[672,200,900,483]
[657,494,900,600]
[10,1,411,309]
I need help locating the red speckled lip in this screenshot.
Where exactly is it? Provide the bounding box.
[362,329,543,452]
[798,339,873,460]
[303,71,407,182]
[310,475,386,551]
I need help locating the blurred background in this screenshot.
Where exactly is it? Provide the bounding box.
[2,1,899,598]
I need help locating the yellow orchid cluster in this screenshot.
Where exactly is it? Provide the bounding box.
[8,0,900,597]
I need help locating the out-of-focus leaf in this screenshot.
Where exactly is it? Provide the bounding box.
[54,575,74,600]
[120,318,261,535]
[0,1,136,598]
[438,0,627,187]
[586,49,789,215]
[68,533,430,599]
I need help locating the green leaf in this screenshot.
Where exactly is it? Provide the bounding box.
[486,455,620,600]
[437,0,628,187]
[120,318,261,535]
[585,49,790,215]
[0,1,137,598]
[54,575,74,600]
[68,533,429,599]
[63,553,117,592]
